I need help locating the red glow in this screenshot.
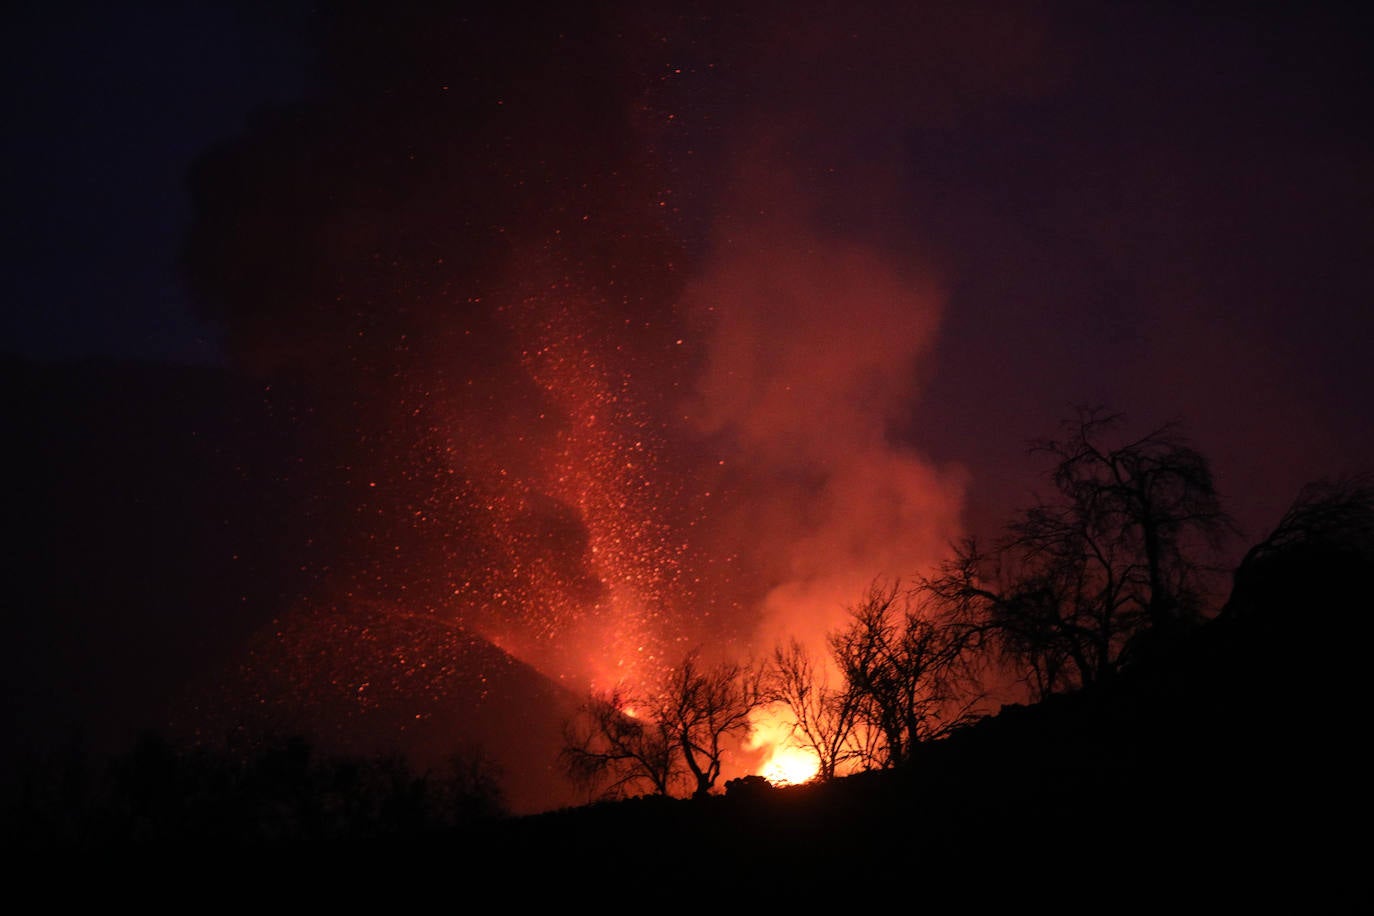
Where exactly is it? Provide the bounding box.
[761,747,821,787]
[748,705,821,786]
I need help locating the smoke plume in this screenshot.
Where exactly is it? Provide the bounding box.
[175,1,1056,807]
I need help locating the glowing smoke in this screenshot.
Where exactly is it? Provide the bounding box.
[681,207,966,658]
[172,2,1062,810]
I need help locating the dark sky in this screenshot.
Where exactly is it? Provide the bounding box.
[4,2,315,364]
[6,1,1373,813]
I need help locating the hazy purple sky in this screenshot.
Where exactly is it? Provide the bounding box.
[8,2,1370,544]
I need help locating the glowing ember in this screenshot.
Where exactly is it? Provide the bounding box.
[760,746,821,787]
[745,703,820,786]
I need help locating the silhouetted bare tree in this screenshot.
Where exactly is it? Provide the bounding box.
[559,688,677,800]
[1231,474,1374,586]
[560,650,766,800]
[918,407,1234,700]
[662,651,766,798]
[1222,473,1374,626]
[1209,473,1373,780]
[829,578,986,769]
[765,637,866,781]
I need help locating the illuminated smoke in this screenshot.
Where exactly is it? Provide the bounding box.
[173,2,1062,807]
[680,200,966,660]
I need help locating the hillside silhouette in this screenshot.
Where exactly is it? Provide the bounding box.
[6,483,1362,902]
[465,519,1364,891]
[3,355,588,815]
[4,354,1363,901]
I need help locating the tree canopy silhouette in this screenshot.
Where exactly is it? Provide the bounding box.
[559,649,765,801]
[827,578,986,769]
[917,407,1235,700]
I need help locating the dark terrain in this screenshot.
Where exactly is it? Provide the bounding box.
[475,557,1362,894]
[4,354,1364,902]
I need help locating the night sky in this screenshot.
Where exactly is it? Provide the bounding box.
[6,1,1372,815]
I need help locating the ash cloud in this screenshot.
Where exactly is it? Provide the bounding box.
[649,0,1060,656]
[679,201,966,655]
[175,1,1061,793]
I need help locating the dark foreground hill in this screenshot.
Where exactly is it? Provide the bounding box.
[5,353,1364,900]
[97,529,1345,903]
[7,542,1359,901]
[4,354,588,815]
[452,523,1365,900]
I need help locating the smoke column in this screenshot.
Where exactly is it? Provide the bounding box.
[174,2,1054,810]
[680,197,963,657]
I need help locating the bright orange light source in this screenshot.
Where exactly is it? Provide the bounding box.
[746,704,821,786]
[759,745,820,786]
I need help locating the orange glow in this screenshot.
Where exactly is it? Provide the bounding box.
[760,745,820,786]
[747,703,820,786]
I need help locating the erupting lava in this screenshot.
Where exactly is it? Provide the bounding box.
[748,705,822,787]
[497,290,693,692]
[761,748,822,787]
[171,4,969,812]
